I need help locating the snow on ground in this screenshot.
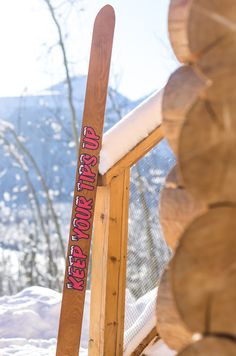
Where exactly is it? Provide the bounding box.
[0,286,176,356]
[99,89,163,175]
[124,288,157,355]
[144,339,176,356]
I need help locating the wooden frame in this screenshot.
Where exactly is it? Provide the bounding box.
[89,124,163,355]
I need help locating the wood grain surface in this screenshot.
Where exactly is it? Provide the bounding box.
[178,79,236,204]
[178,336,236,356]
[159,165,206,251]
[169,0,236,76]
[171,206,236,336]
[162,66,209,154]
[56,6,115,356]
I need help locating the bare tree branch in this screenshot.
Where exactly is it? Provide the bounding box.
[1,135,58,287]
[43,0,79,153]
[4,126,65,259]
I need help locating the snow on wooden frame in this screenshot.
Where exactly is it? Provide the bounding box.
[99,88,164,175]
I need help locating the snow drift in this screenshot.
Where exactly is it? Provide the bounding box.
[0,286,175,355]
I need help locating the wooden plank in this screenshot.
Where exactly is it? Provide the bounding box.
[114,169,130,355]
[56,6,115,356]
[89,185,110,355]
[99,125,164,186]
[89,168,130,355]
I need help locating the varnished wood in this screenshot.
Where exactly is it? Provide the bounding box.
[178,337,236,356]
[105,169,130,356]
[56,6,115,355]
[156,268,192,351]
[171,206,236,336]
[99,125,164,186]
[89,186,110,356]
[89,169,130,356]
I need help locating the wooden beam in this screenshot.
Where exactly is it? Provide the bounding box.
[88,185,110,356]
[89,168,130,355]
[99,125,164,186]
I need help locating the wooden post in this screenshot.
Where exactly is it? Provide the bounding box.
[89,168,130,356]
[88,126,162,354]
[88,185,110,355]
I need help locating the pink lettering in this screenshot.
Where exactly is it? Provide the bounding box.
[73,218,90,231]
[82,126,100,150]
[83,126,99,140]
[75,207,91,220]
[82,137,99,150]
[68,266,85,280]
[75,196,93,210]
[79,173,95,183]
[69,256,86,269]
[80,164,96,180]
[77,181,95,191]
[71,245,87,259]
[67,276,84,291]
[80,154,97,167]
[72,228,88,241]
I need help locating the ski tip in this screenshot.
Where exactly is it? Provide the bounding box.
[95,4,115,25]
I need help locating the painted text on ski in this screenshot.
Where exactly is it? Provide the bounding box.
[67,126,99,291]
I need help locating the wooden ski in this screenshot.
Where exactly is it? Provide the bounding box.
[56,5,115,355]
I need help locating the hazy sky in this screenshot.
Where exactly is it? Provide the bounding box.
[0,0,177,100]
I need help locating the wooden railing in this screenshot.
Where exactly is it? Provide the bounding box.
[88,124,164,355]
[89,0,236,353]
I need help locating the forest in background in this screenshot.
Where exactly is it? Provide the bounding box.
[0,0,175,297]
